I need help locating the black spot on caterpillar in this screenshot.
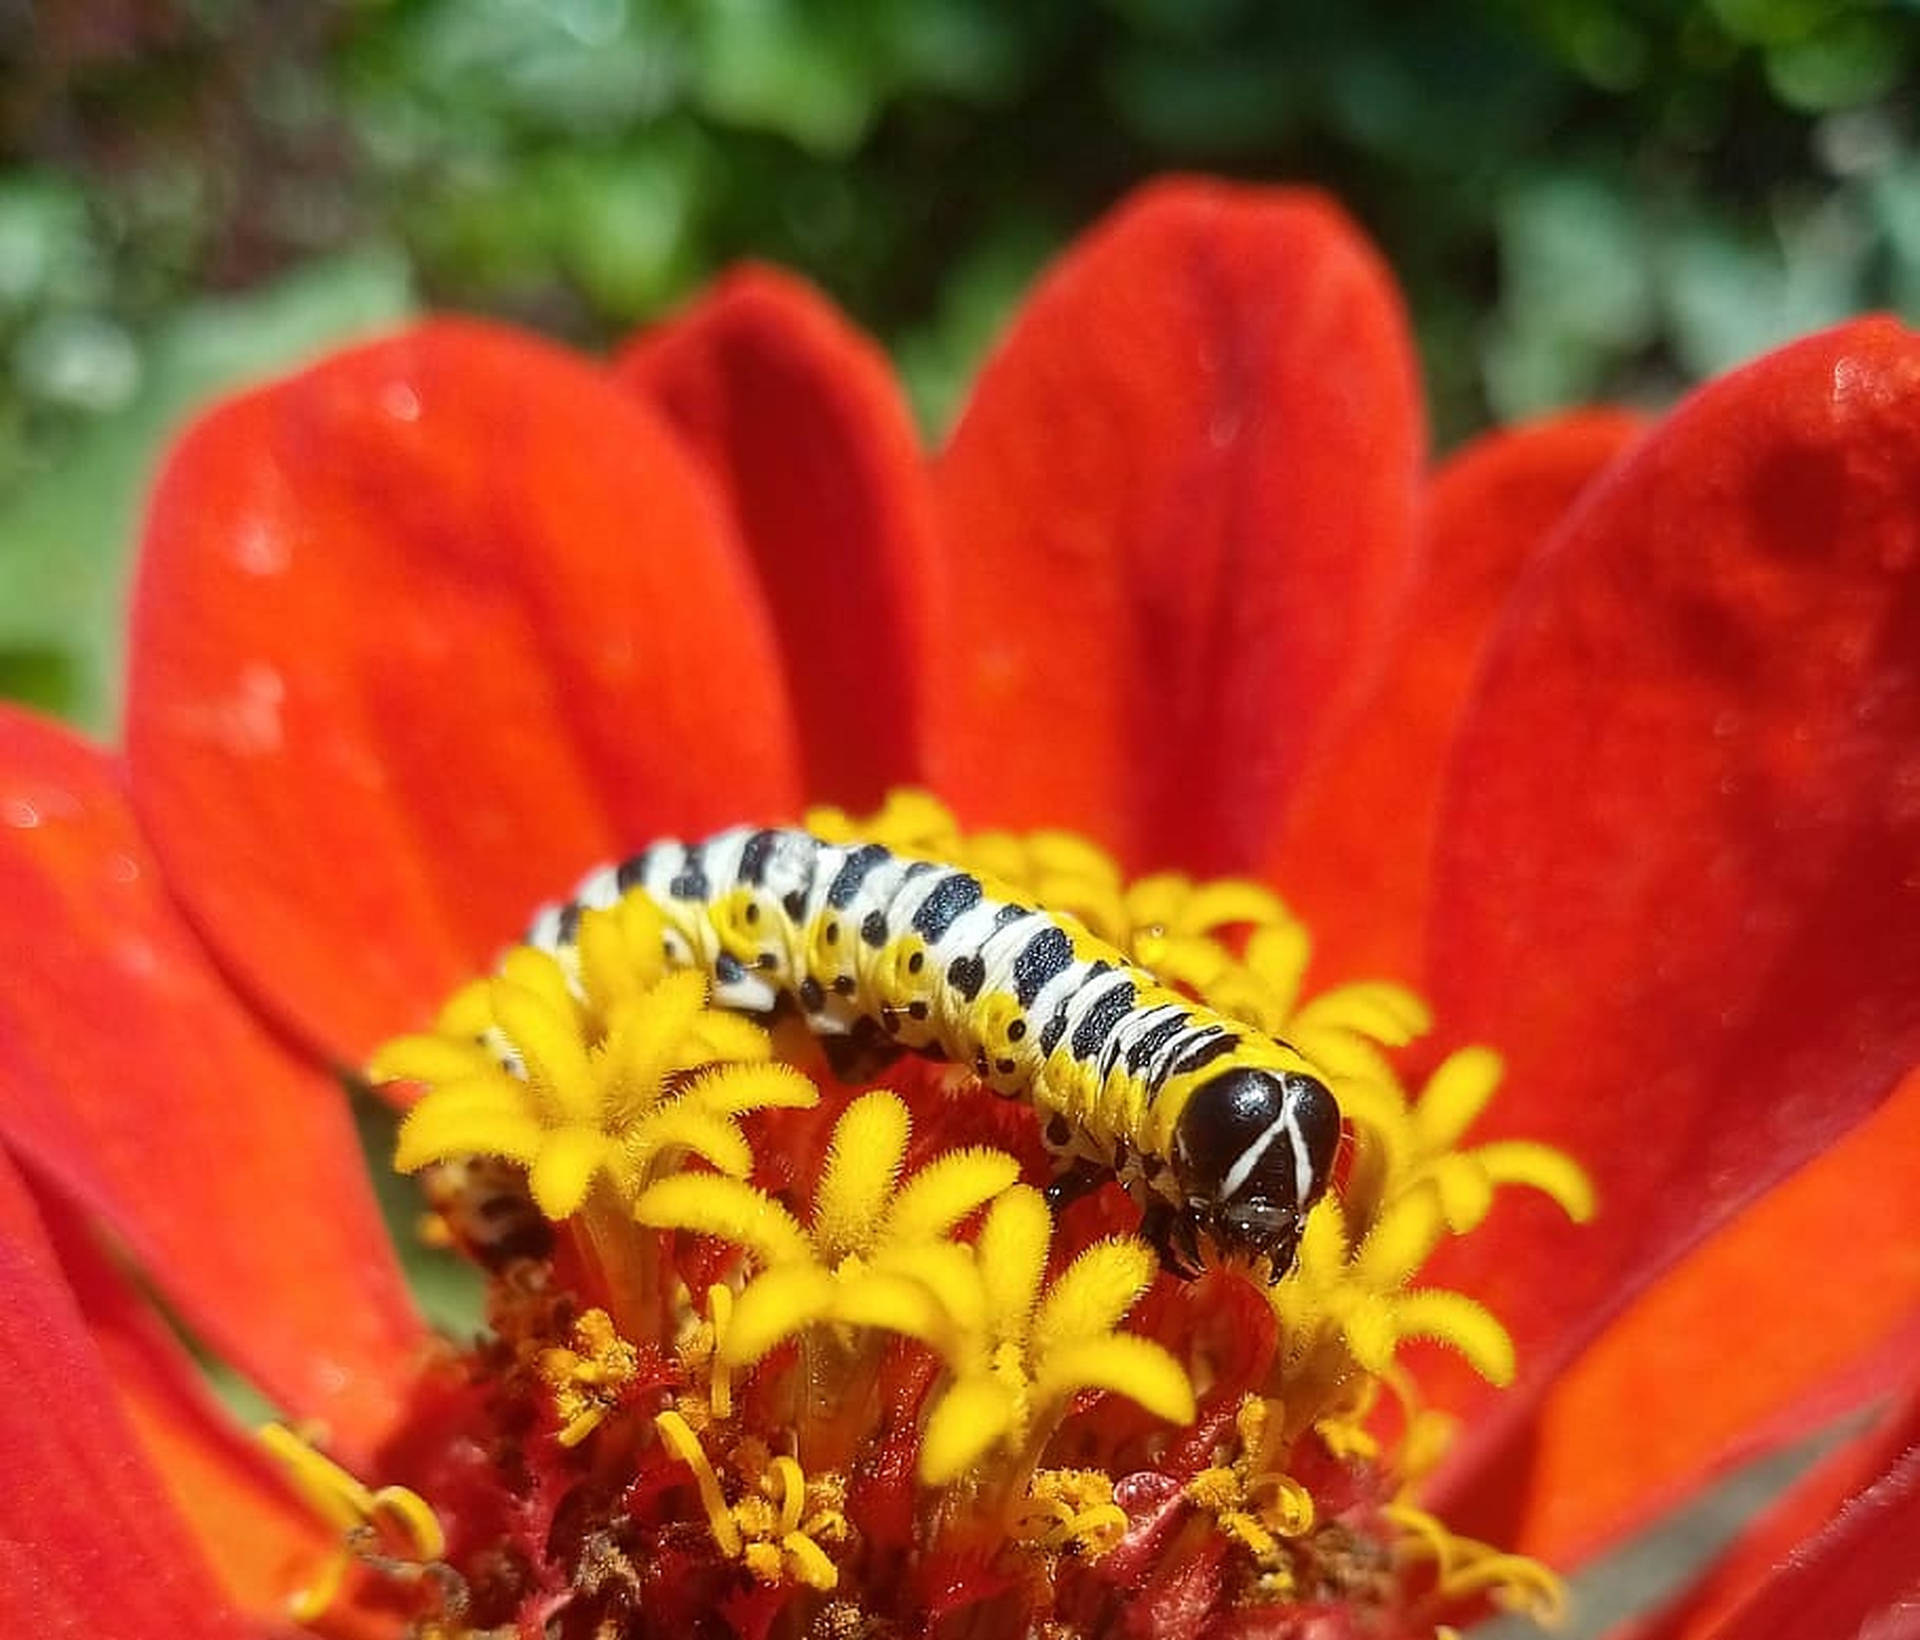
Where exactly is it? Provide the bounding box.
[527,826,1342,1278]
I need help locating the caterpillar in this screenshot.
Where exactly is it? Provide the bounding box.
[527,826,1342,1279]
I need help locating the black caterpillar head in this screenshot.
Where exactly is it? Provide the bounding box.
[1165,1066,1342,1278]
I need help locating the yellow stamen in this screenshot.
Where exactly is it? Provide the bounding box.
[654,1410,743,1557]
[780,1529,841,1590]
[652,1414,845,1590]
[1011,1471,1130,1557]
[1188,1397,1317,1577]
[636,1172,815,1268]
[258,1424,443,1621]
[538,1308,641,1446]
[770,1454,807,1535]
[1251,1472,1317,1537]
[1471,1140,1598,1223]
[1412,1044,1505,1149]
[1385,1503,1569,1627]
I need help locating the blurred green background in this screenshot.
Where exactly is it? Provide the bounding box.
[3,0,1918,727]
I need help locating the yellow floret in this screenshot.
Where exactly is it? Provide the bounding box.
[374,911,818,1221]
[635,1090,1019,1369]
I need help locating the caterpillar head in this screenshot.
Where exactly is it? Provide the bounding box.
[1164,1066,1342,1279]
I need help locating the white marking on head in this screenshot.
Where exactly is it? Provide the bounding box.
[1285,1104,1312,1205]
[1218,1111,1290,1202]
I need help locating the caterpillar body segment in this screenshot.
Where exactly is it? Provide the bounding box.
[527,826,1341,1278]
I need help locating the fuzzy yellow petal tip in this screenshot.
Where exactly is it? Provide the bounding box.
[723,1264,844,1366]
[1032,1235,1155,1353]
[633,1173,812,1268]
[1393,1290,1517,1387]
[1476,1140,1598,1224]
[392,1090,545,1178]
[919,1376,1021,1486]
[814,1089,911,1255]
[527,1127,619,1220]
[881,1146,1023,1245]
[1036,1333,1195,1426]
[976,1184,1053,1334]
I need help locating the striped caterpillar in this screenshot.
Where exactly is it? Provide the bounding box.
[528,826,1342,1279]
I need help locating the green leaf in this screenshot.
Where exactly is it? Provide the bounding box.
[1766,14,1906,113]
[1482,172,1655,419]
[894,216,1057,441]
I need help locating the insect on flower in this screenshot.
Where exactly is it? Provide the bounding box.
[524,823,1345,1280]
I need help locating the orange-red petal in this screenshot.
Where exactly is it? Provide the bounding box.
[1627,1387,1920,1640]
[1478,1067,1920,1569]
[928,177,1423,877]
[35,1180,348,1626]
[618,266,938,809]
[0,1149,246,1639]
[1273,409,1644,983]
[125,320,802,1065]
[0,706,425,1460]
[1424,319,1920,1431]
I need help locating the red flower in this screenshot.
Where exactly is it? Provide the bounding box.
[1,177,1916,1638]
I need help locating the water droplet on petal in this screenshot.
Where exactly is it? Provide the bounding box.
[235,519,291,576]
[381,381,422,422]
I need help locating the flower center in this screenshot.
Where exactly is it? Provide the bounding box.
[275,791,1591,1636]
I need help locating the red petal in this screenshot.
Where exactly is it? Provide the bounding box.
[35,1181,340,1624]
[1272,410,1643,981]
[618,266,938,809]
[1627,1389,1920,1640]
[0,1149,246,1639]
[125,319,802,1065]
[1494,1066,1920,1569]
[0,707,424,1460]
[1425,319,1920,1458]
[928,178,1423,877]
